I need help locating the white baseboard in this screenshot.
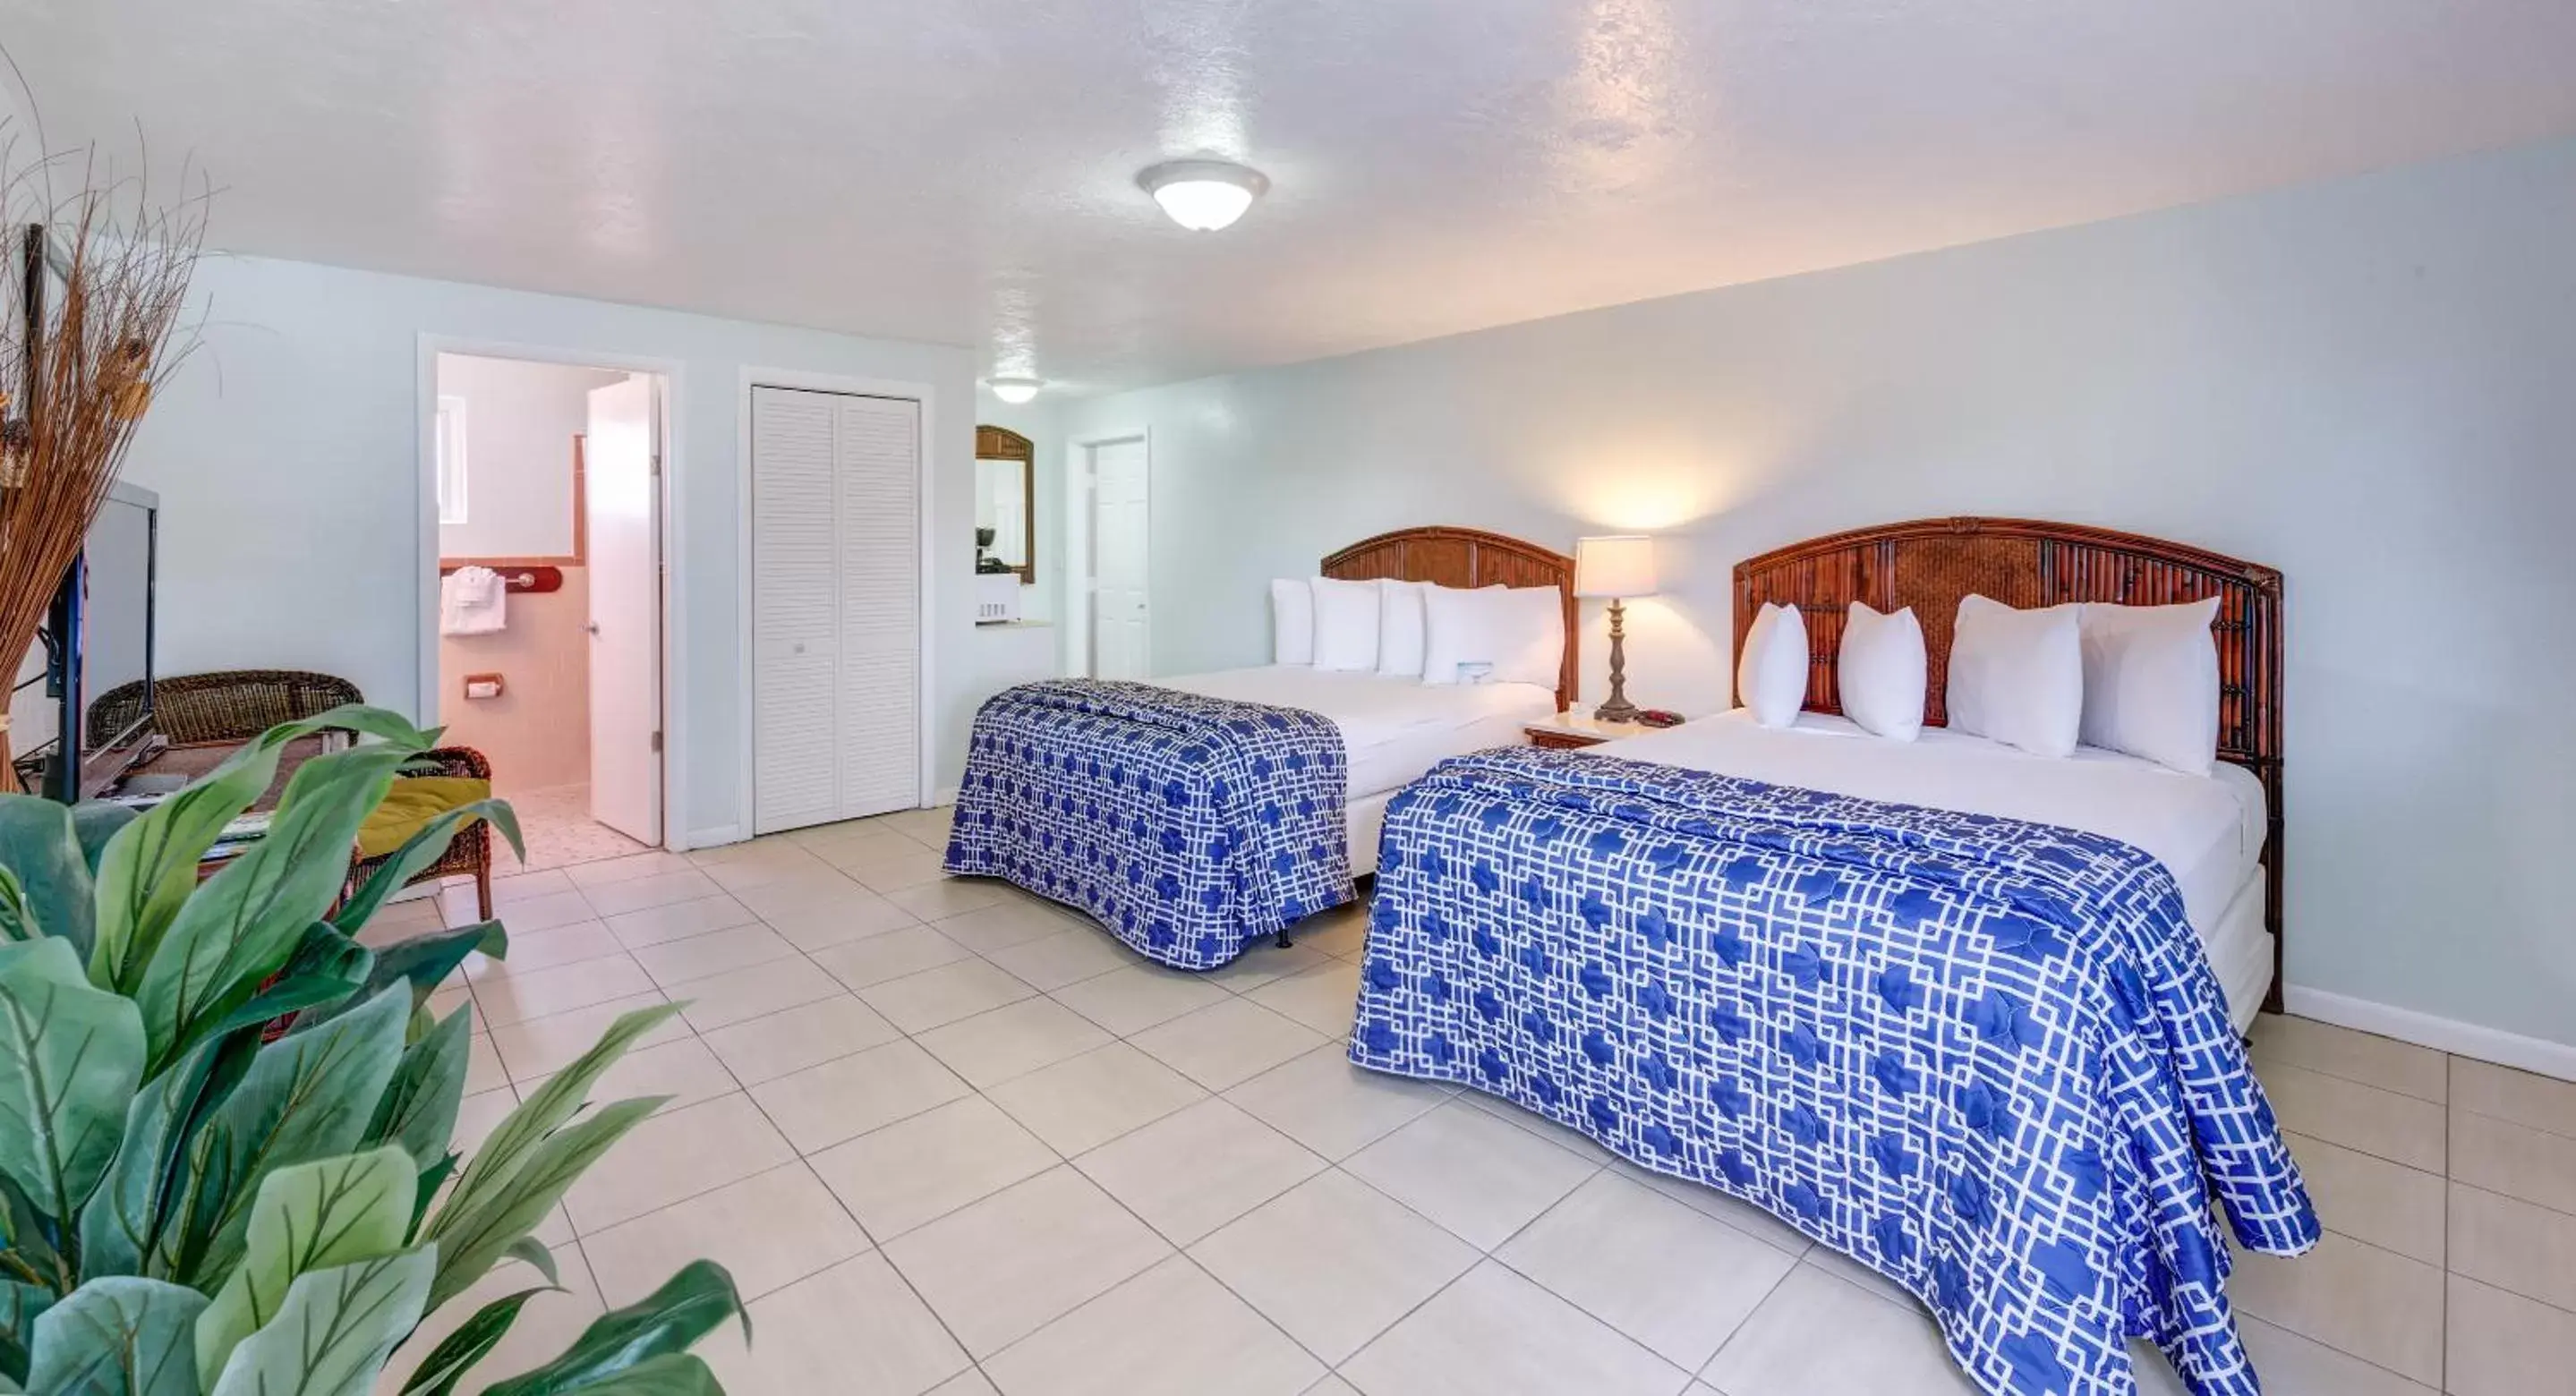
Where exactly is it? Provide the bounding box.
[2283,985,2576,1084]
[929,787,960,807]
[682,825,746,853]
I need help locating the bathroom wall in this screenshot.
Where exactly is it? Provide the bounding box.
[437,567,592,793]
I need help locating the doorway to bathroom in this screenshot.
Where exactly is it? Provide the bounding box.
[427,350,670,869]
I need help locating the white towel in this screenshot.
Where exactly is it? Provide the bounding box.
[440,566,508,636]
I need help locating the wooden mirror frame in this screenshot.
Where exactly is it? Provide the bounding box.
[976,424,1036,585]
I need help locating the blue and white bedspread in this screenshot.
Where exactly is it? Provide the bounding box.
[1351,746,2316,1396]
[944,679,1354,969]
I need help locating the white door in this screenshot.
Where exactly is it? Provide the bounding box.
[1089,439,1150,680]
[585,375,662,845]
[750,387,920,835]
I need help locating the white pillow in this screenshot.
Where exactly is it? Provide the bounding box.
[1736,602,1809,728]
[1419,583,1499,685]
[1420,583,1562,688]
[1946,594,2082,757]
[1309,576,1382,671]
[2077,598,2221,776]
[1484,584,1565,689]
[1838,602,1925,741]
[1270,579,1314,666]
[1376,579,1431,677]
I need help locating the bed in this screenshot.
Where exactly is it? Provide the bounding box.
[944,525,1574,968]
[1351,518,2311,1396]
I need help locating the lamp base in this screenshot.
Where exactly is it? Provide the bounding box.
[1592,696,1642,724]
[1594,598,1640,725]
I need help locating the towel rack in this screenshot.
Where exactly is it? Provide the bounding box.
[438,562,564,594]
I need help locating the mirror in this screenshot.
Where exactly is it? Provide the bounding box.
[975,424,1035,584]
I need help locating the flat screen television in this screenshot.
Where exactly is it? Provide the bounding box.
[5,481,159,800]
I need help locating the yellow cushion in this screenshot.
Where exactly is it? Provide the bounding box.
[356,776,492,858]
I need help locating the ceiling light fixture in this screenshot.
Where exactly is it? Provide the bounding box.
[1138,158,1270,232]
[987,377,1042,404]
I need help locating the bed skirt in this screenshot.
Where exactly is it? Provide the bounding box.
[944,678,1354,968]
[1349,746,2316,1396]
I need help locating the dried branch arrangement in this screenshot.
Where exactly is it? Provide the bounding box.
[0,128,209,790]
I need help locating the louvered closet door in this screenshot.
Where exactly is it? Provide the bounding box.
[750,387,920,835]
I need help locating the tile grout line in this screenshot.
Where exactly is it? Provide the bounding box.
[2443,1051,2454,1395]
[715,889,1206,1386]
[965,930,1387,1373]
[704,1001,1001,1393]
[548,842,1039,1384]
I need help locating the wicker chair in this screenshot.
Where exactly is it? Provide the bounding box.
[347,745,497,923]
[89,668,364,748]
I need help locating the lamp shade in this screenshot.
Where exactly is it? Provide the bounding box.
[1574,535,1658,599]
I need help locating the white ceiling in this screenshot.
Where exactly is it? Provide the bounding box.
[7,1,2575,396]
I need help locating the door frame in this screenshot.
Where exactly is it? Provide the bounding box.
[734,368,940,832]
[1064,428,1150,679]
[414,336,685,847]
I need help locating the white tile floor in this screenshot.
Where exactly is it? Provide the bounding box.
[382,807,2576,1396]
[493,783,654,871]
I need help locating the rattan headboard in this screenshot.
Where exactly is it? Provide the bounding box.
[1732,515,2285,1012]
[1321,526,1577,712]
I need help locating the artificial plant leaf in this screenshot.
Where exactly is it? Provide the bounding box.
[335,800,525,935]
[363,1006,471,1172]
[303,923,504,1035]
[428,1003,679,1243]
[192,923,380,1047]
[205,1247,434,1396]
[411,1154,459,1238]
[67,804,138,876]
[193,1145,415,1389]
[24,1276,208,1396]
[90,705,431,995]
[175,986,409,1290]
[281,918,376,992]
[134,744,414,1071]
[0,870,30,944]
[195,974,366,1048]
[75,1032,256,1282]
[396,1286,554,1396]
[0,796,96,958]
[500,1237,559,1289]
[0,1280,52,1386]
[0,939,147,1226]
[0,1172,65,1301]
[480,1261,743,1396]
[422,1097,663,1312]
[503,1351,721,1396]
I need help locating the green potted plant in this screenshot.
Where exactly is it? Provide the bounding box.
[0,706,743,1395]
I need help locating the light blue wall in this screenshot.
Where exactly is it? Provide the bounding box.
[1060,135,2576,1049]
[124,253,977,841]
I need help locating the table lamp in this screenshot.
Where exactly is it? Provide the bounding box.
[1574,534,1658,723]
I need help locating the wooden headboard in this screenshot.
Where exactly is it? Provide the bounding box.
[1733,515,2285,1012]
[1321,526,1578,712]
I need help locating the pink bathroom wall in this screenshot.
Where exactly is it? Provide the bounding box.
[437,566,591,793]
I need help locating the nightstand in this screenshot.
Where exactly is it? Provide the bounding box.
[1524,711,1655,750]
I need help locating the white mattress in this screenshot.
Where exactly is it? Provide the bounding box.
[1606,711,2268,938]
[1161,667,1557,798]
